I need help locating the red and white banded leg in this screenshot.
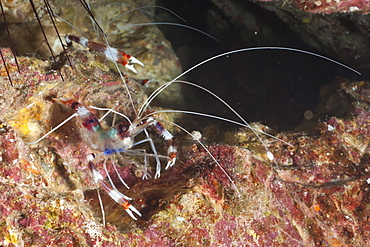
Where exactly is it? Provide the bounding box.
[147,117,177,170]
[65,35,144,73]
[88,161,141,220]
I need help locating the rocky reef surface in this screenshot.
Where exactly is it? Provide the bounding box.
[1,47,370,246]
[207,0,370,70]
[0,0,370,246]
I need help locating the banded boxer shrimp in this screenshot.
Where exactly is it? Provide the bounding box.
[4,0,362,230]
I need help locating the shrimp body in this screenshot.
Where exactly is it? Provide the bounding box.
[51,98,134,152]
[42,96,177,220]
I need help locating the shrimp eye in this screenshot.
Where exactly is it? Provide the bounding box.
[70,101,80,110]
[117,122,130,137]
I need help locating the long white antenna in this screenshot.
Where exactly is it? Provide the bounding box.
[139,47,361,118]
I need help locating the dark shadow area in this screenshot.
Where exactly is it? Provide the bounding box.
[155,0,363,132]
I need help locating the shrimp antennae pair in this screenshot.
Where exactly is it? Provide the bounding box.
[140,46,361,117]
[137,47,361,173]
